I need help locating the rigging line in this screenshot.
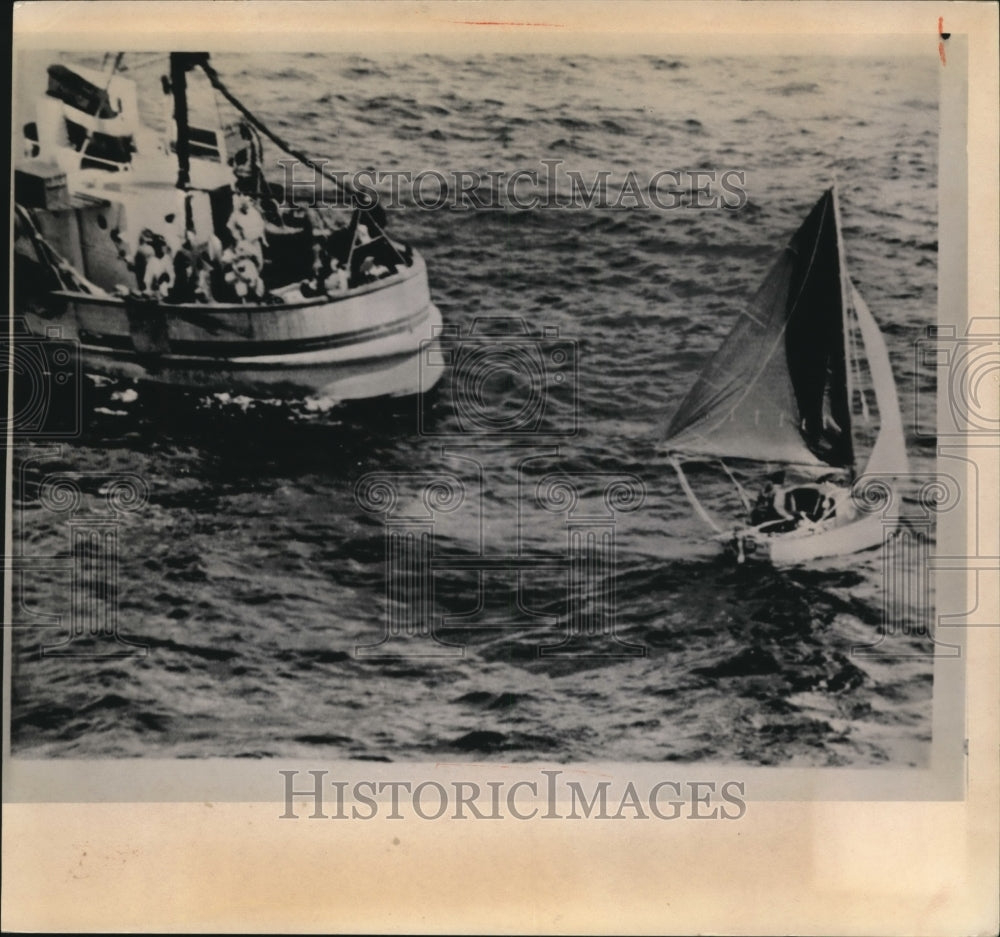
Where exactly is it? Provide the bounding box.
[197,58,406,266]
[198,58,354,201]
[353,208,407,265]
[719,460,752,513]
[344,208,362,272]
[198,62,405,262]
[128,53,172,70]
[16,206,70,291]
[16,205,97,294]
[210,76,226,145]
[669,456,725,535]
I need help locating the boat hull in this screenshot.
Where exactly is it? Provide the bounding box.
[738,509,897,565]
[22,254,444,400]
[69,305,443,400]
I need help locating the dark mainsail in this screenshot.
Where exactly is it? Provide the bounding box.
[664,188,855,470]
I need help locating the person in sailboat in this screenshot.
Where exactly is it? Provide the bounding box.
[749,472,839,530]
[784,485,835,524]
[749,472,791,528]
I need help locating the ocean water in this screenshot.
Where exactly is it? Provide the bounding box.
[11,51,940,765]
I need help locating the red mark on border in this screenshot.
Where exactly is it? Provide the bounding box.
[938,17,947,66]
[452,20,565,28]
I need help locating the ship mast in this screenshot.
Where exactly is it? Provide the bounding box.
[168,52,209,191]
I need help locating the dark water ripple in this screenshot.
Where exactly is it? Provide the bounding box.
[12,52,938,765]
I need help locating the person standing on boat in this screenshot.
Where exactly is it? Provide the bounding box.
[198,230,225,302]
[226,194,267,269]
[170,230,219,303]
[162,211,185,256]
[324,259,348,293]
[223,246,266,304]
[128,228,157,293]
[357,255,390,283]
[325,216,353,263]
[170,234,198,303]
[144,235,175,300]
[310,232,332,281]
[232,121,264,195]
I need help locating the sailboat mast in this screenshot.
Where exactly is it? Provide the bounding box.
[831,185,857,478]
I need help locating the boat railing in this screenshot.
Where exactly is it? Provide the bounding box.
[49,251,426,311]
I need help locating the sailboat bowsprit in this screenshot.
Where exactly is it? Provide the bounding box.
[663,188,908,564]
[14,52,443,401]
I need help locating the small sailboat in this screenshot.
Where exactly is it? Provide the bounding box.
[14,52,442,401]
[663,187,908,564]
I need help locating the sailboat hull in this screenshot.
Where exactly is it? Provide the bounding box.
[737,505,897,564]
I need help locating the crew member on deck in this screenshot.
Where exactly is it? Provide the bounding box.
[226,194,268,269]
[144,235,174,300]
[170,233,199,303]
[324,259,348,292]
[171,230,221,303]
[130,228,157,293]
[224,247,266,304]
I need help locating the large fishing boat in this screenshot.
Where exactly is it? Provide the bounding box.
[663,187,908,564]
[13,52,442,401]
